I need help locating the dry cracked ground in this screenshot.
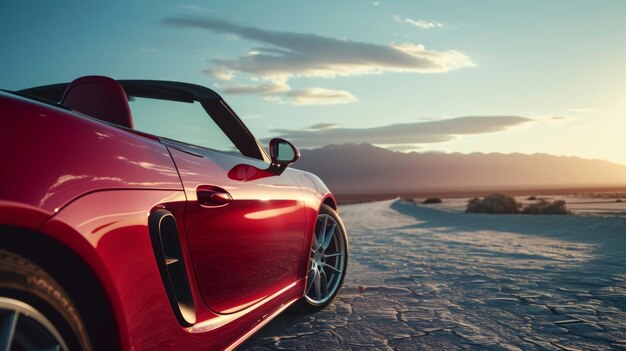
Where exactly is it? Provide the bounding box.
[241,200,626,350]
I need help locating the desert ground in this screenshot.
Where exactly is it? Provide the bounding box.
[241,199,626,350]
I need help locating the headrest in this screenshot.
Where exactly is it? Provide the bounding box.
[61,75,133,128]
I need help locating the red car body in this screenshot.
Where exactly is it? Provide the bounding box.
[0,77,344,350]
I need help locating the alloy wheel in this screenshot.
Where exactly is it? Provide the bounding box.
[0,296,68,351]
[304,213,347,305]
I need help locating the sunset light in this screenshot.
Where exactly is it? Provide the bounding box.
[3,1,626,164]
[1,2,625,350]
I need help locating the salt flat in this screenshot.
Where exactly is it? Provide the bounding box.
[241,199,626,350]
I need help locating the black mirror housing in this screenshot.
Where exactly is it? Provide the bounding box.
[268,138,300,174]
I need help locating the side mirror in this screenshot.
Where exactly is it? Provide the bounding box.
[268,138,300,175]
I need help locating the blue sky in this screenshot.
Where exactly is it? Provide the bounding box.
[2,1,626,164]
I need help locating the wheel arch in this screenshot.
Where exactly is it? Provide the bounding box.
[322,194,337,211]
[0,225,121,350]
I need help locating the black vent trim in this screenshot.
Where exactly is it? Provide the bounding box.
[148,209,196,326]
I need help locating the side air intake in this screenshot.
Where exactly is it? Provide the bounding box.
[148,209,196,326]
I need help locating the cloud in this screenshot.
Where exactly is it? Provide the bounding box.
[267,116,533,149]
[284,88,357,105]
[217,80,289,95]
[214,80,355,105]
[305,123,340,131]
[392,15,445,29]
[163,17,471,79]
[163,16,473,104]
[204,68,234,81]
[547,115,575,125]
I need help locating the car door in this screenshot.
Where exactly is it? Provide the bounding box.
[166,142,306,314]
[129,93,306,314]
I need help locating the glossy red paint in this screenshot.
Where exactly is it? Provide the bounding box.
[0,92,182,215]
[0,81,340,350]
[166,146,306,314]
[227,164,276,182]
[39,190,186,351]
[39,189,306,350]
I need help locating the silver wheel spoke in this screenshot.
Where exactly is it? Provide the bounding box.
[320,270,329,296]
[324,252,344,258]
[0,297,68,351]
[306,268,316,295]
[323,262,342,274]
[314,268,322,300]
[320,216,329,247]
[322,222,337,251]
[0,311,18,351]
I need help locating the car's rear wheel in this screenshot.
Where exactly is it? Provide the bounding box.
[0,249,91,350]
[297,205,348,312]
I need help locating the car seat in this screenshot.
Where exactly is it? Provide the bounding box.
[60,75,133,128]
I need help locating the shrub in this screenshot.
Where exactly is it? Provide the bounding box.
[422,197,443,204]
[522,199,570,215]
[617,199,623,203]
[527,195,537,200]
[402,197,415,203]
[466,194,521,214]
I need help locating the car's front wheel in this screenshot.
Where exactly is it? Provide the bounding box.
[0,249,92,351]
[297,204,348,312]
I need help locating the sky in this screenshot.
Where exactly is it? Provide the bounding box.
[2,1,626,164]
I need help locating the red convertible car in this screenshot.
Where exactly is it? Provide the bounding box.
[0,76,348,350]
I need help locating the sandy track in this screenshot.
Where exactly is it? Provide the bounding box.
[241,200,626,350]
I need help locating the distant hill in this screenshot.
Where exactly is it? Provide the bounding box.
[294,143,626,197]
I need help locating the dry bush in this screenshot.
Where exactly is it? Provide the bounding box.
[422,197,443,204]
[466,194,570,215]
[466,194,521,214]
[522,200,570,215]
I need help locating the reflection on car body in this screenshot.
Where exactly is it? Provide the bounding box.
[0,75,348,350]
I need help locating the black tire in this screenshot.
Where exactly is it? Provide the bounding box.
[295,204,348,313]
[0,249,92,350]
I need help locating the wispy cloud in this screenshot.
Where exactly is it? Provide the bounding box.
[547,115,576,125]
[165,17,474,80]
[305,123,340,130]
[267,116,533,149]
[392,15,444,29]
[163,16,471,79]
[204,68,234,80]
[214,80,355,105]
[163,16,472,105]
[217,80,289,95]
[284,88,357,105]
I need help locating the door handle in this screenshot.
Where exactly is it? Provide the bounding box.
[197,186,232,207]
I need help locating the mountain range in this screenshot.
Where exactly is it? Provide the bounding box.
[294,143,626,199]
